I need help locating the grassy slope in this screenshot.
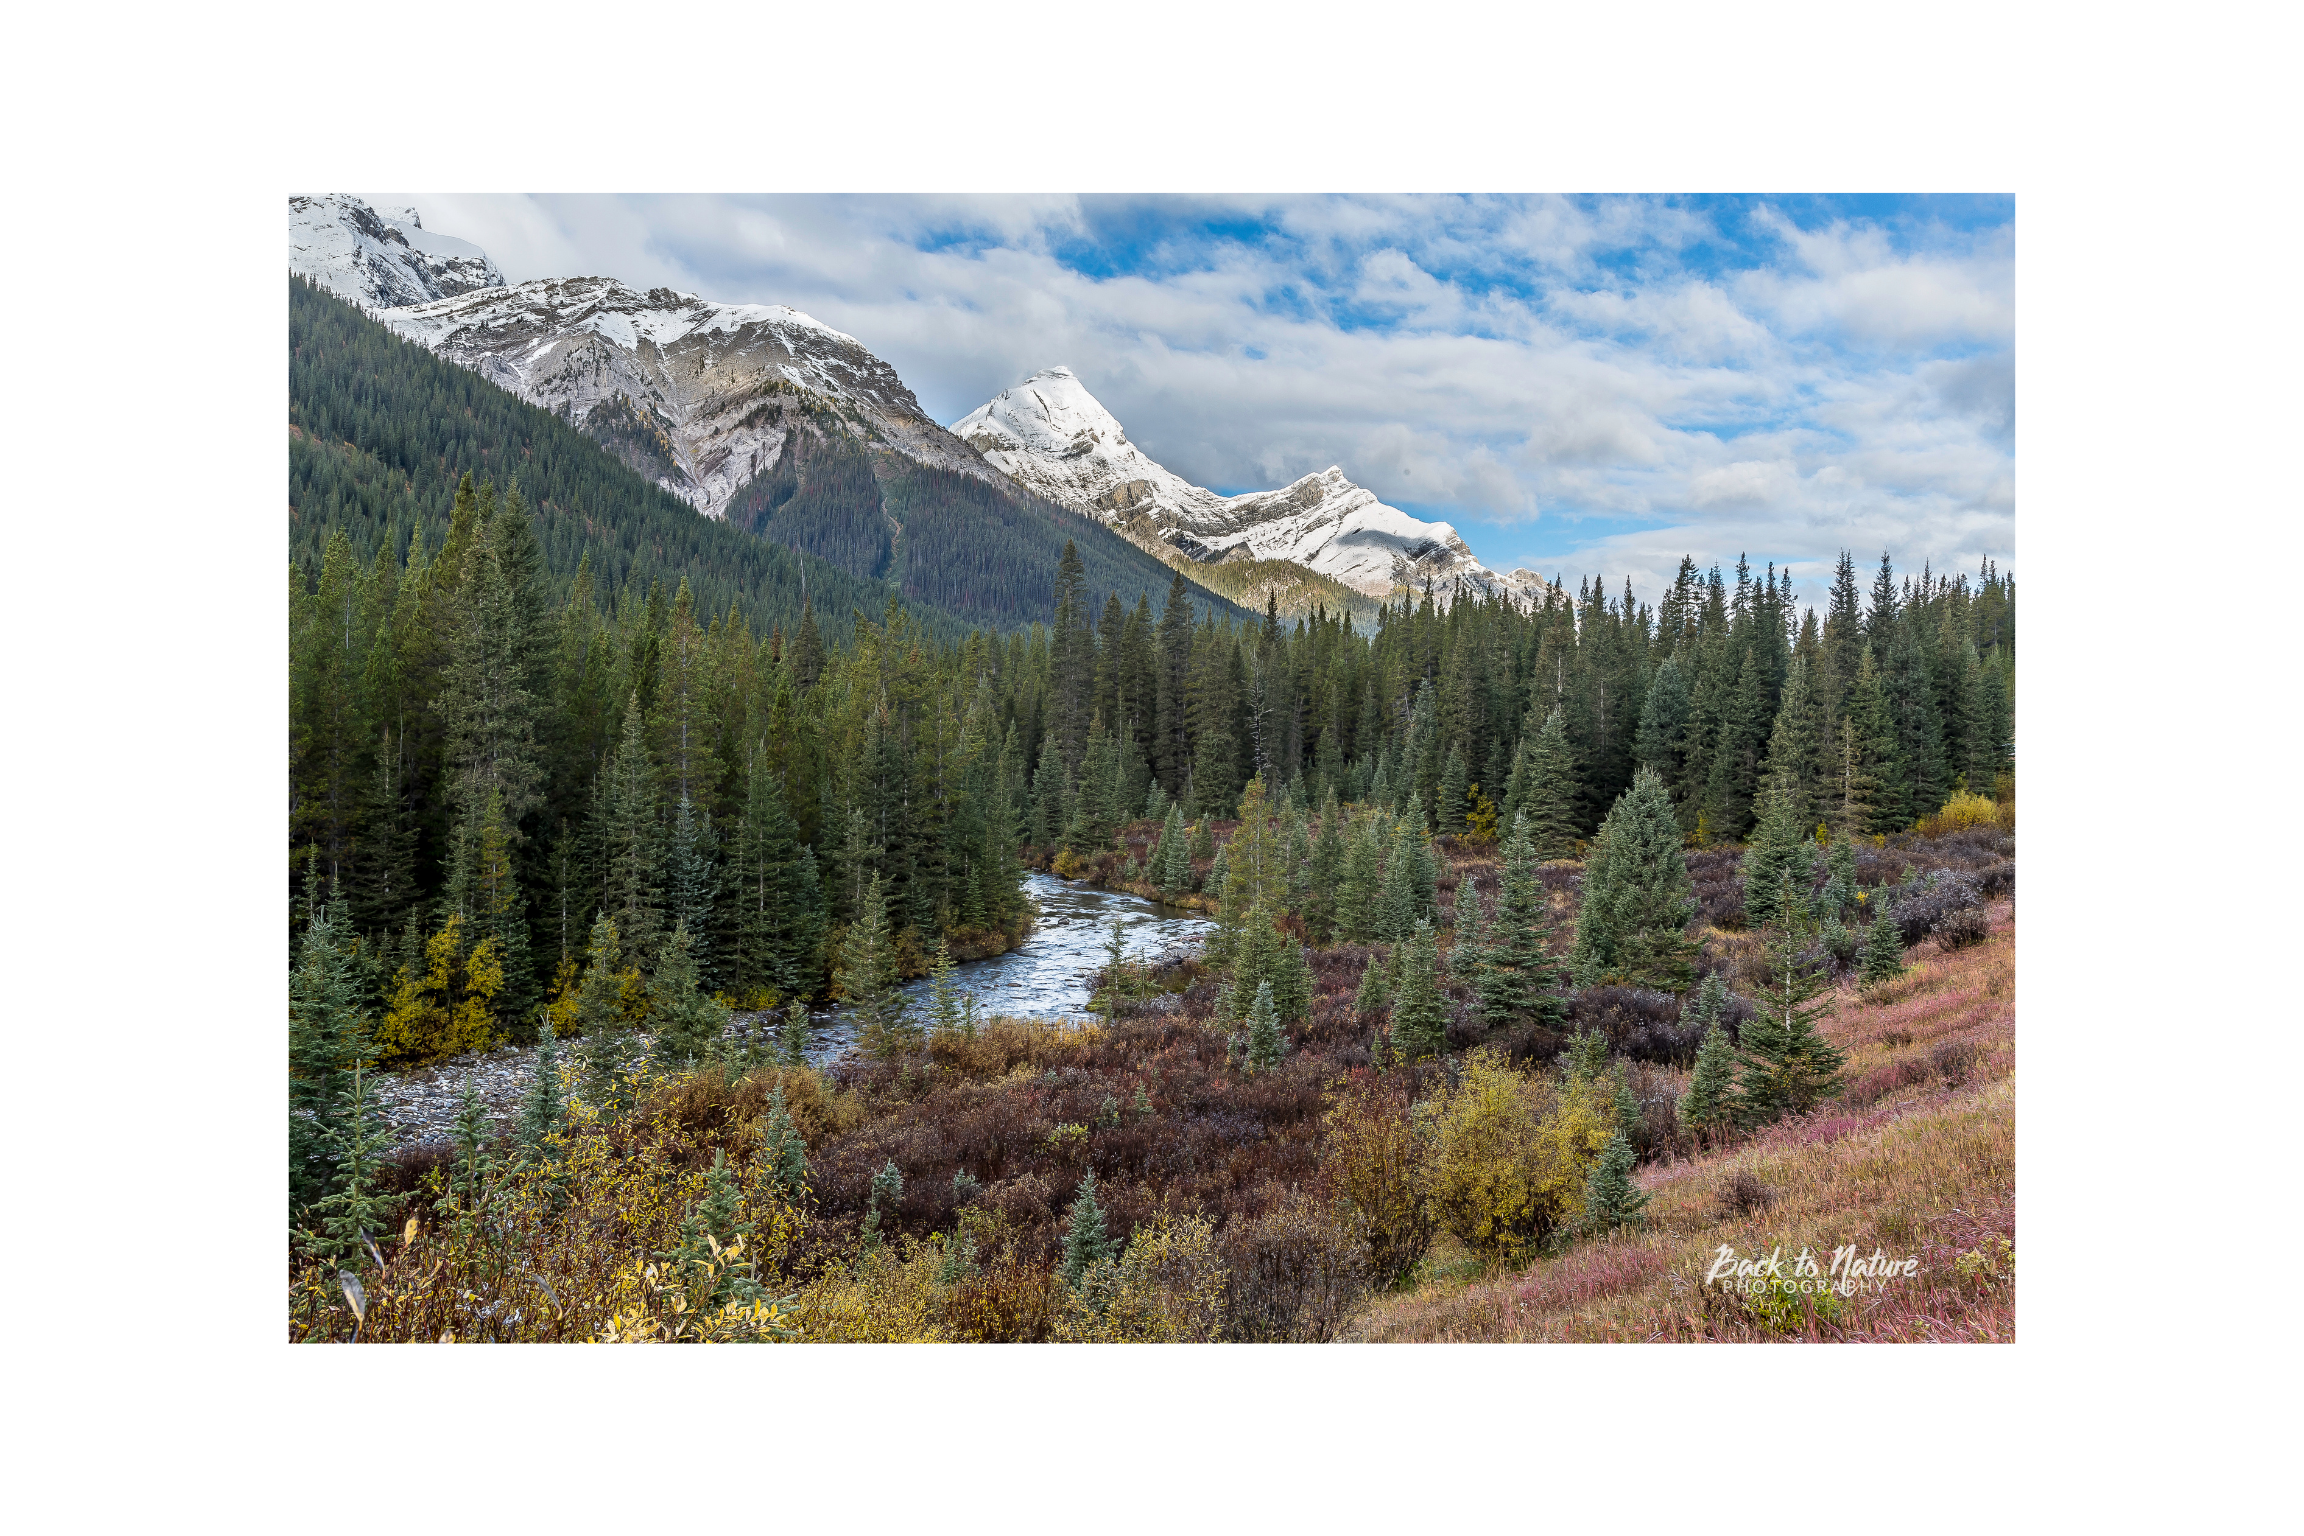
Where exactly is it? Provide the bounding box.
[1344,902,2017,1342]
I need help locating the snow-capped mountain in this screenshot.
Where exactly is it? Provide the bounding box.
[376,275,996,517]
[289,194,504,308]
[953,367,1552,608]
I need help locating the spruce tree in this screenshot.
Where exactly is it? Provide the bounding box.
[779,997,812,1067]
[1245,979,1284,1072]
[1375,817,1421,941]
[304,1064,405,1270]
[1390,922,1448,1061]
[1757,653,1825,830]
[1735,925,1848,1126]
[1336,812,1383,942]
[1742,789,1818,930]
[1571,767,1699,991]
[1437,743,1470,836]
[1504,705,1580,859]
[925,938,964,1036]
[1152,802,1190,895]
[1612,1064,1643,1145]
[1858,907,1906,986]
[843,875,915,1061]
[1581,1132,1649,1231]
[1477,811,1568,1031]
[1306,788,1347,941]
[648,921,729,1067]
[290,904,369,1221]
[1354,946,1393,1017]
[517,1018,565,1163]
[1676,1022,1738,1144]
[862,1158,905,1245]
[756,1084,809,1199]
[1562,1028,1611,1086]
[450,1072,495,1208]
[1059,1169,1115,1287]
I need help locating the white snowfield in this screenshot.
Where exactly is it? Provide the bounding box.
[954,367,1552,607]
[288,194,504,309]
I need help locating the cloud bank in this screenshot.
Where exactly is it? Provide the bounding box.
[368,193,2014,607]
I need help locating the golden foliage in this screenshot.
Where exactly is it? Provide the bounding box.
[1427,1049,1615,1262]
[1320,1074,1436,1286]
[1055,1214,1228,1342]
[1914,789,2013,837]
[373,914,501,1067]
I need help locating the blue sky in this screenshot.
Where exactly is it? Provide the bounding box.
[378,193,2013,607]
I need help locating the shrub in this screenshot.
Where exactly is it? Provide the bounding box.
[1932,907,1989,951]
[1060,1214,1228,1342]
[1914,789,2008,839]
[1714,1169,1777,1219]
[1219,1188,1370,1342]
[1886,870,1984,947]
[1974,857,2016,898]
[1319,1073,1436,1287]
[1933,1039,1981,1086]
[1428,1048,1614,1262]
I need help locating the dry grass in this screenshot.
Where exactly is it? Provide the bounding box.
[1343,902,2016,1342]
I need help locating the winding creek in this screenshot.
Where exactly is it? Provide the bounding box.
[765,871,1215,1066]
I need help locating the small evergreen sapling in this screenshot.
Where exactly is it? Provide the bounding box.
[1562,1028,1612,1086]
[1389,923,1449,1061]
[756,1084,808,1199]
[1059,1169,1115,1288]
[1677,1022,1738,1144]
[779,998,812,1066]
[1859,906,1906,986]
[517,1018,565,1164]
[303,1064,405,1271]
[451,1072,495,1207]
[861,1158,904,1246]
[1245,980,1284,1072]
[1582,1132,1649,1232]
[1354,947,1393,1017]
[1736,925,1849,1126]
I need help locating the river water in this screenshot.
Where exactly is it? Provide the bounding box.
[754,872,1215,1066]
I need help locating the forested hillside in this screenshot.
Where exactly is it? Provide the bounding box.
[290,276,896,646]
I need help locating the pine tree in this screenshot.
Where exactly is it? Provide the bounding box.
[290,904,369,1221]
[1152,802,1191,895]
[1735,925,1848,1126]
[1759,653,1825,829]
[450,1072,495,1208]
[1354,946,1393,1017]
[1504,705,1580,858]
[1336,811,1383,942]
[862,1159,905,1246]
[1742,788,1818,930]
[303,1063,404,1270]
[1612,1064,1643,1144]
[1389,922,1448,1061]
[1858,907,1905,986]
[1305,788,1347,941]
[1581,1132,1649,1231]
[1059,1169,1114,1287]
[756,1084,809,1198]
[517,1018,565,1163]
[1437,743,1470,836]
[1676,1022,1738,1144]
[779,997,812,1067]
[649,921,730,1066]
[1572,767,1699,991]
[1245,979,1284,1072]
[602,692,665,964]
[925,938,965,1036]
[843,875,915,1060]
[663,792,719,988]
[1562,1028,1611,1086]
[1477,811,1568,1031]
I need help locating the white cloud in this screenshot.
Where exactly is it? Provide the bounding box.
[359,193,2015,608]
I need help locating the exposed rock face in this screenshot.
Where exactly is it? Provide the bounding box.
[953,367,1553,608]
[289,194,505,308]
[378,276,1003,516]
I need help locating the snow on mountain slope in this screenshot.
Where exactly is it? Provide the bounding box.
[375,275,1000,518]
[954,368,1552,608]
[289,194,504,308]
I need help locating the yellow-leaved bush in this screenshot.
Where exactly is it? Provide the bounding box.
[373,914,501,1067]
[1428,1048,1616,1261]
[1055,1214,1228,1342]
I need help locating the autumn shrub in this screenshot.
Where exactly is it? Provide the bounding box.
[1913,790,2005,839]
[1219,1188,1370,1341]
[1563,984,1728,1065]
[1715,1169,1777,1219]
[1427,1048,1615,1263]
[1931,906,1989,951]
[1974,858,2016,898]
[1685,848,1747,929]
[1057,1213,1228,1342]
[1885,870,1984,947]
[1319,1071,1436,1287]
